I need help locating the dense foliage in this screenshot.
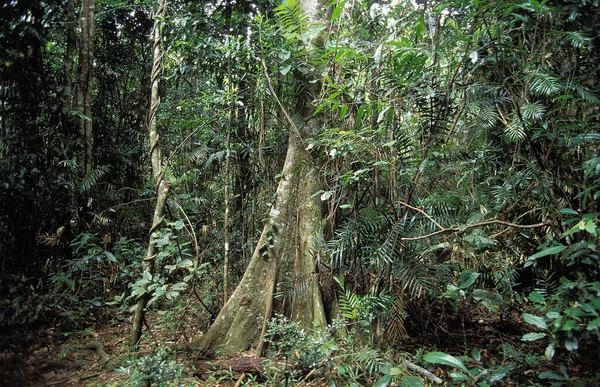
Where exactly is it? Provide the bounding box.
[1,0,599,384]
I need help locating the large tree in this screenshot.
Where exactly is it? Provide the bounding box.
[197,0,330,354]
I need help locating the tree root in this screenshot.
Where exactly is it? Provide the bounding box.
[82,340,120,369]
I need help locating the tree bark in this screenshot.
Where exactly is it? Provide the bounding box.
[130,0,169,349]
[63,0,76,114]
[197,131,327,354]
[194,0,330,356]
[75,0,94,220]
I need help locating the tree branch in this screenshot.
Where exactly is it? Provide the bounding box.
[400,220,546,242]
[398,201,444,230]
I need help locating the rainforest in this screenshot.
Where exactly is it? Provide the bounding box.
[0,0,599,385]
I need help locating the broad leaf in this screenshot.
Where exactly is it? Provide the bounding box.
[523,313,547,329]
[423,352,469,373]
[522,332,546,341]
[374,375,392,387]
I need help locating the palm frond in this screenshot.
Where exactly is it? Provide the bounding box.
[276,0,309,36]
[524,69,563,97]
[521,101,546,120]
[502,115,527,142]
[80,165,109,193]
[557,30,591,49]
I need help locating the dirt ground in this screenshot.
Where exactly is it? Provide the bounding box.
[0,302,596,386]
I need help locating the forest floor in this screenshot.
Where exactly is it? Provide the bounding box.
[0,302,595,386]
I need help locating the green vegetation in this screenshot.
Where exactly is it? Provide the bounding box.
[0,0,598,385]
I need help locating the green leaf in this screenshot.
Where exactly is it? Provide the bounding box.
[526,245,566,267]
[330,0,347,21]
[280,64,292,75]
[458,271,480,289]
[545,342,556,359]
[585,220,597,235]
[423,352,469,373]
[321,191,333,201]
[539,371,565,380]
[587,317,600,330]
[400,376,424,387]
[561,320,578,331]
[449,371,470,381]
[528,291,546,305]
[104,251,117,262]
[389,367,402,376]
[565,336,578,351]
[558,208,578,215]
[522,332,546,341]
[177,259,194,268]
[471,348,481,362]
[523,313,547,329]
[489,366,515,383]
[374,374,392,387]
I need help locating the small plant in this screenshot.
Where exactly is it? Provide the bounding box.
[521,210,600,360]
[423,349,514,386]
[263,314,337,371]
[117,347,184,387]
[538,366,588,387]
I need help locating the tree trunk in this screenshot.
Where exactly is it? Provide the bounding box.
[198,129,327,354]
[130,0,169,349]
[196,0,330,356]
[75,0,94,221]
[63,0,75,114]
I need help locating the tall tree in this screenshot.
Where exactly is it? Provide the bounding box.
[75,0,95,222]
[197,0,329,354]
[130,0,170,349]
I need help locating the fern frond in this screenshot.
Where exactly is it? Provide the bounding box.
[557,30,591,49]
[571,84,600,104]
[189,145,209,164]
[355,346,386,375]
[503,115,526,142]
[276,0,309,36]
[521,101,546,120]
[525,69,563,96]
[385,296,407,339]
[80,165,109,193]
[466,85,511,109]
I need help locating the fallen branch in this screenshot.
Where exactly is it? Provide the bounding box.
[404,360,444,384]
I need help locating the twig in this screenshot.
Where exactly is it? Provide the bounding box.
[193,286,217,319]
[404,360,444,384]
[398,201,444,230]
[234,372,246,387]
[400,219,545,241]
[297,368,316,386]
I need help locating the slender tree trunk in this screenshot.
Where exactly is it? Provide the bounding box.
[223,84,232,303]
[63,0,76,114]
[130,0,169,349]
[196,0,330,354]
[75,0,94,221]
